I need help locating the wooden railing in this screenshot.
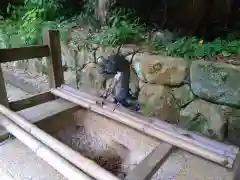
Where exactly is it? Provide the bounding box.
[0,30,64,111]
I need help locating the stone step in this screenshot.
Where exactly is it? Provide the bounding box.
[0,138,66,180]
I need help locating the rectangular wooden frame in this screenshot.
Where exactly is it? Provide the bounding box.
[0,30,79,142]
[0,30,64,110]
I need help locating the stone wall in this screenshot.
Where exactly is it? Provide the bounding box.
[4,39,240,147]
[64,40,240,146]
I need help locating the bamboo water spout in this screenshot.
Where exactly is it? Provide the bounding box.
[51,87,236,168]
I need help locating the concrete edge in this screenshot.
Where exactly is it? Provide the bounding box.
[2,68,48,94]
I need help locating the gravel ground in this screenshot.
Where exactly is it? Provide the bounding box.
[57,125,127,178]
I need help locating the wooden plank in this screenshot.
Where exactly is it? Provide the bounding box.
[0,65,9,141]
[43,30,64,88]
[0,45,50,63]
[9,91,55,111]
[0,98,80,141]
[125,143,173,180]
[233,153,240,180]
[0,65,9,107]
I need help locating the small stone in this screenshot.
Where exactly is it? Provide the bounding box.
[28,58,43,75]
[179,99,226,141]
[95,46,115,59]
[64,69,77,88]
[190,60,240,107]
[65,41,95,69]
[79,63,106,91]
[138,83,179,124]
[65,42,79,68]
[133,53,188,85]
[119,44,138,55]
[75,47,95,69]
[171,84,195,107]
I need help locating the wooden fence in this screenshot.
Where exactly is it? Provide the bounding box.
[0,30,64,111]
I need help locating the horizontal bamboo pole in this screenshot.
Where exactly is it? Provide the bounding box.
[51,88,233,168]
[0,104,120,180]
[60,85,239,159]
[0,115,93,180]
[113,107,237,159]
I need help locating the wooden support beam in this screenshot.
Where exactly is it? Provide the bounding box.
[0,45,50,63]
[0,98,79,142]
[0,65,9,142]
[43,30,64,88]
[124,143,173,180]
[9,91,55,111]
[233,153,240,180]
[0,65,9,107]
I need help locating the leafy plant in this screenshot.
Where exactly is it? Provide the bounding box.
[151,36,240,59]
[0,0,62,46]
[88,10,146,45]
[1,0,240,60]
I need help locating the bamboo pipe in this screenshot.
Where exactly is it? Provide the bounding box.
[59,85,238,158]
[61,84,239,154]
[113,106,236,158]
[0,115,93,180]
[60,84,239,157]
[51,88,233,168]
[0,104,120,180]
[56,88,235,167]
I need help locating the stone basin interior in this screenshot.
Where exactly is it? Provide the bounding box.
[52,108,159,179]
[40,107,234,180]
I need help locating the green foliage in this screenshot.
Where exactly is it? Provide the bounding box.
[0,0,61,46]
[88,10,146,45]
[0,0,97,47]
[151,36,240,59]
[0,0,239,60]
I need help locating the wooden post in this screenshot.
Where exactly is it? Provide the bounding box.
[0,65,8,107]
[0,64,9,142]
[233,153,240,180]
[43,30,64,88]
[124,143,173,180]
